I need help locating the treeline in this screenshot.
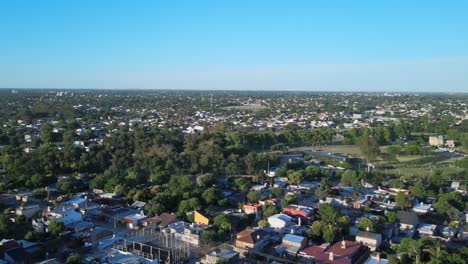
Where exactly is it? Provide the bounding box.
[228,128,334,150]
[343,123,409,145]
[0,126,286,191]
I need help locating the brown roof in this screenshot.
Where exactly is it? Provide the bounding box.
[144,213,179,227]
[236,229,267,244]
[243,203,262,210]
[326,240,363,258]
[236,229,254,239]
[300,245,326,255]
[300,246,352,264]
[314,252,352,264]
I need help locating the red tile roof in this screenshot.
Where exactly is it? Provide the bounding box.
[300,245,327,255]
[326,240,364,258]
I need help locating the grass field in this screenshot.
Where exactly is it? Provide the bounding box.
[290,143,460,179]
[290,144,363,156]
[382,166,463,178]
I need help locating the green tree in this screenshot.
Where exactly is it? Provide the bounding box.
[281,194,297,208]
[322,224,340,243]
[433,192,465,220]
[308,220,324,239]
[357,134,381,162]
[202,188,220,205]
[318,204,339,224]
[395,191,409,210]
[263,204,279,218]
[48,221,65,238]
[385,211,397,223]
[213,214,231,232]
[258,219,269,227]
[423,241,447,264]
[247,190,261,203]
[358,218,373,231]
[409,179,426,199]
[460,133,468,153]
[65,255,81,264]
[339,170,360,187]
[39,123,53,144]
[0,214,10,238]
[288,171,304,185]
[315,178,332,201]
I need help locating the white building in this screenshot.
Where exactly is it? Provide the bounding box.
[413,203,432,214]
[355,230,382,251]
[268,214,292,229]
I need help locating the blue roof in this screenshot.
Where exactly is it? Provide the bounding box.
[283,234,305,243]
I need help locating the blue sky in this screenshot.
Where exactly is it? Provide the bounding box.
[1,1,467,92]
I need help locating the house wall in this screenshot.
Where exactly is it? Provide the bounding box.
[194,211,209,225]
[235,240,253,249]
[355,235,381,251]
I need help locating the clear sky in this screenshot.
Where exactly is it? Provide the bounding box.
[1,0,467,92]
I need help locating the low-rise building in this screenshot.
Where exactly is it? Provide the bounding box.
[235,229,271,250]
[193,211,210,225]
[282,205,314,223]
[278,233,307,255]
[397,211,419,231]
[15,205,42,218]
[413,203,431,214]
[355,230,382,251]
[243,203,262,218]
[418,224,437,237]
[203,248,239,264]
[123,212,147,230]
[268,214,293,229]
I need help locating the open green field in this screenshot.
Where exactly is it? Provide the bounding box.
[382,166,463,178]
[290,144,363,156]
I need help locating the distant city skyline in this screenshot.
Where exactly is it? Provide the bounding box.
[1,1,467,92]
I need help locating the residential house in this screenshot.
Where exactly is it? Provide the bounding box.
[123,212,147,230]
[363,254,389,264]
[1,240,44,264]
[325,197,351,207]
[326,240,370,264]
[87,227,114,243]
[193,211,210,225]
[235,229,271,250]
[65,196,88,209]
[243,203,262,218]
[440,226,457,240]
[166,221,205,246]
[100,206,139,224]
[32,218,46,233]
[278,233,307,255]
[353,198,372,209]
[202,248,239,264]
[282,205,314,224]
[142,213,179,228]
[268,214,293,229]
[15,205,42,218]
[417,224,437,237]
[299,240,369,264]
[355,230,382,251]
[413,203,431,214]
[43,206,83,225]
[130,201,146,210]
[397,211,419,231]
